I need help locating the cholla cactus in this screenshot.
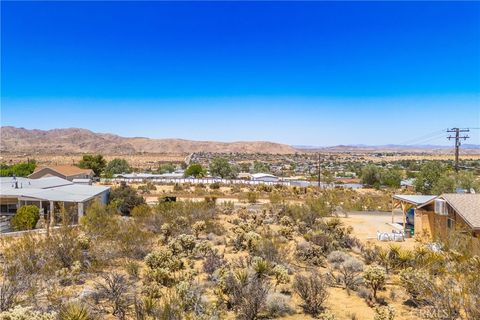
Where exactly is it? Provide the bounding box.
[279,216,294,227]
[319,310,337,320]
[245,231,261,252]
[374,306,396,320]
[160,223,172,241]
[192,221,206,238]
[278,226,294,239]
[0,306,56,320]
[363,265,386,300]
[144,248,183,271]
[77,234,91,250]
[194,240,213,257]
[272,265,290,286]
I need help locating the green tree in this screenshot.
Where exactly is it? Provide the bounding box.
[414,162,446,194]
[432,174,456,194]
[105,158,131,176]
[456,171,479,191]
[209,157,238,179]
[184,163,206,178]
[0,161,37,177]
[11,205,40,231]
[361,164,381,187]
[380,168,402,188]
[253,161,271,173]
[109,182,145,216]
[158,163,176,174]
[78,154,106,176]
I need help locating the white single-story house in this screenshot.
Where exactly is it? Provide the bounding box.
[0,176,110,224]
[251,173,279,183]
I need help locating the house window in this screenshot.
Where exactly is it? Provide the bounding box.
[447,218,454,230]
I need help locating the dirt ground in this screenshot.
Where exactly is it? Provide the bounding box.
[340,211,418,250]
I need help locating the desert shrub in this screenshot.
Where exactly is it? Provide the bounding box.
[58,302,95,320]
[247,191,258,204]
[46,226,83,269]
[265,293,294,318]
[175,281,207,316]
[296,241,325,266]
[361,245,381,265]
[0,306,56,320]
[210,182,221,189]
[328,252,364,290]
[94,273,133,319]
[294,272,329,317]
[363,265,386,300]
[130,204,152,219]
[115,219,152,259]
[124,260,140,279]
[110,182,146,216]
[253,237,286,264]
[11,205,39,231]
[0,263,32,312]
[235,278,269,320]
[56,260,82,286]
[81,201,119,240]
[203,251,225,279]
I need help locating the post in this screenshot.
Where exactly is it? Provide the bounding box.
[77,202,84,221]
[49,201,55,227]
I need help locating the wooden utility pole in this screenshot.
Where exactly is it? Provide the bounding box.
[447,128,470,172]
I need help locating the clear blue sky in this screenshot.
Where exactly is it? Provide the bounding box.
[1,1,479,146]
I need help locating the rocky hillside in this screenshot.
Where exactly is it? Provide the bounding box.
[0,126,296,154]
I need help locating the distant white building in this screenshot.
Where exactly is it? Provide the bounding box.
[251,173,279,183]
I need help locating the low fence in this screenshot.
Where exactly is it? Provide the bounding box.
[101,177,338,188]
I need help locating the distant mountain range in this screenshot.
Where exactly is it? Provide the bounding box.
[1,126,478,155]
[0,126,296,154]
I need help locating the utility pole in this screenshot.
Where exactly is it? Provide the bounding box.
[317,153,321,189]
[447,128,470,172]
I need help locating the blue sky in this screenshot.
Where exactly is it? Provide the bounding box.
[1,1,479,145]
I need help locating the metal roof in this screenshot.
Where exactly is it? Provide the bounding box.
[393,194,437,206]
[0,176,73,190]
[251,173,278,179]
[0,177,109,203]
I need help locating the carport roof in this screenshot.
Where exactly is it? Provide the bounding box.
[393,194,437,206]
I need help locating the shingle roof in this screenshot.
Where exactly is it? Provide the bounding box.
[31,165,93,177]
[441,193,480,230]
